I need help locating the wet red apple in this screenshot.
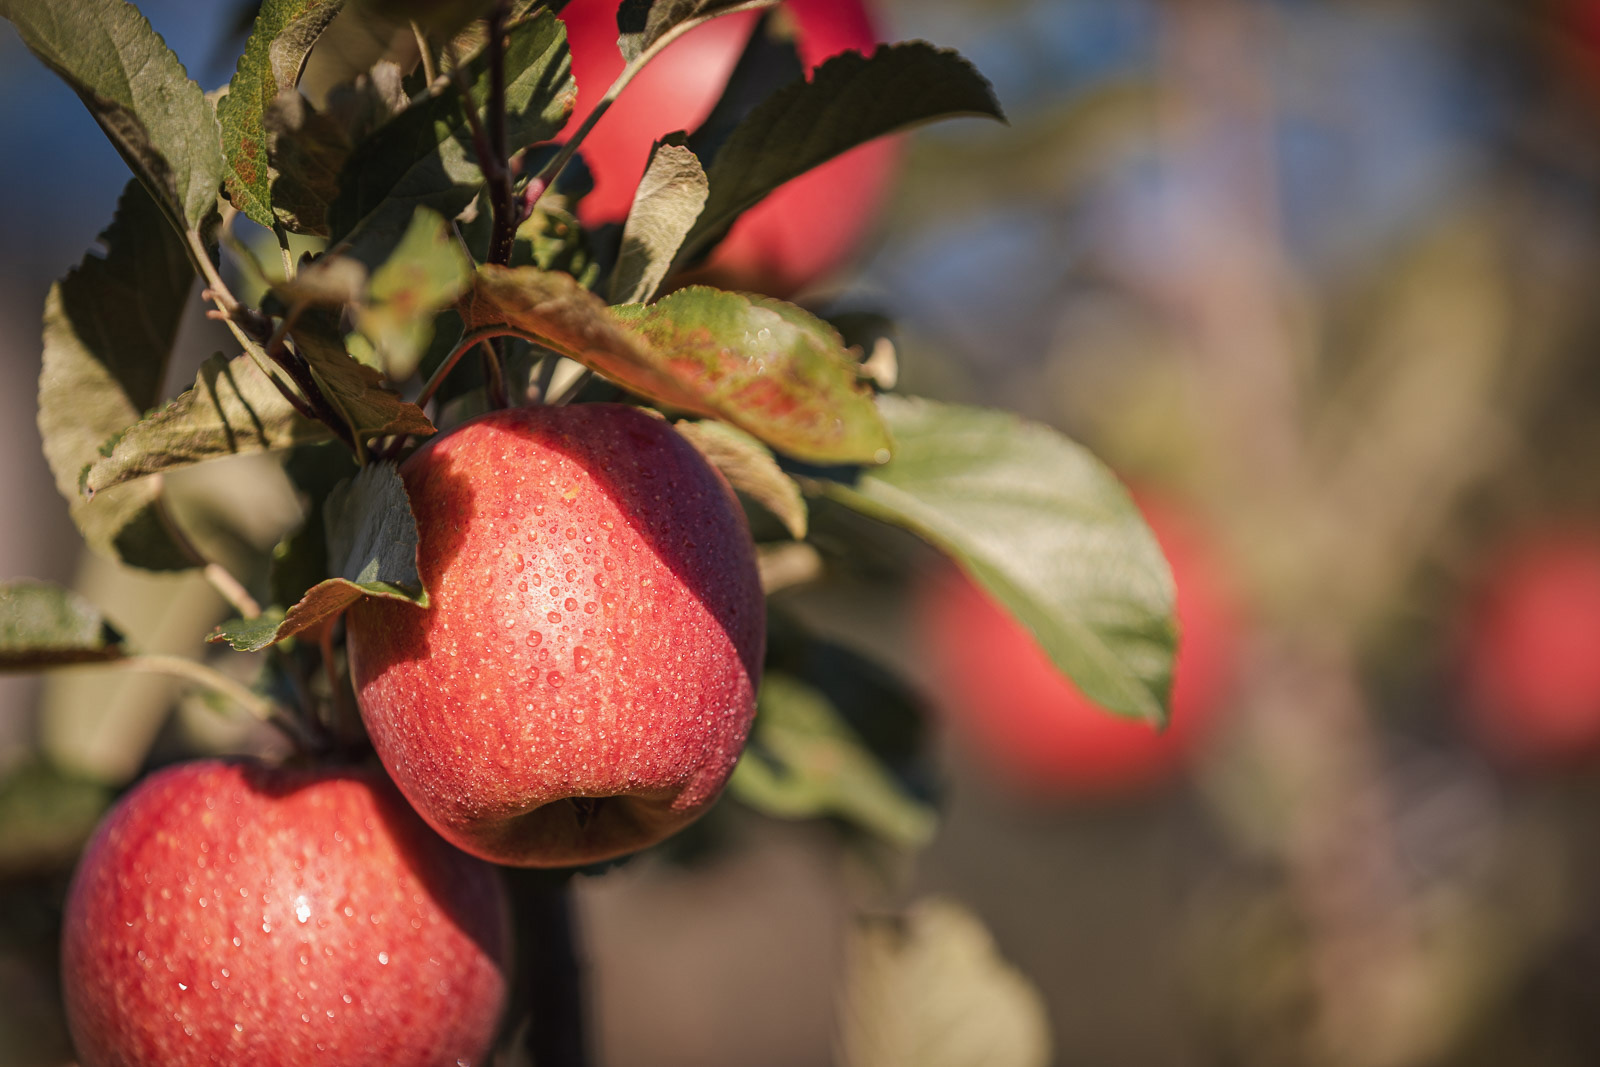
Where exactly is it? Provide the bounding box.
[60,758,510,1067]
[557,0,900,297]
[347,404,765,868]
[918,498,1241,796]
[1459,527,1600,766]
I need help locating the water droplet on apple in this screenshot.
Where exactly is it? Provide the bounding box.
[525,631,543,648]
[547,611,562,623]
[565,598,578,611]
[574,648,591,672]
[548,670,564,687]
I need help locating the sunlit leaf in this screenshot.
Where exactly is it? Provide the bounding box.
[0,581,125,671]
[808,397,1176,725]
[675,419,805,538]
[217,0,347,227]
[290,313,437,445]
[839,898,1053,1067]
[81,353,330,496]
[351,207,473,380]
[609,138,708,305]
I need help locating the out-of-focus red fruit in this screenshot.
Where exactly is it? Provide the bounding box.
[347,404,765,868]
[918,499,1241,797]
[1460,528,1600,766]
[60,759,510,1067]
[556,0,901,297]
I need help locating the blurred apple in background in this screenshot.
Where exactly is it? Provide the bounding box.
[556,0,901,297]
[918,498,1242,797]
[1458,527,1600,767]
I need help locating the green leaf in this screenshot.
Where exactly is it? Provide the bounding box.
[80,353,330,497]
[616,0,778,63]
[0,581,125,670]
[327,7,575,256]
[677,42,1003,268]
[610,287,890,464]
[0,760,111,875]
[351,207,473,381]
[39,181,197,571]
[609,138,708,305]
[809,397,1177,725]
[212,462,427,651]
[675,419,805,538]
[263,62,409,236]
[839,898,1053,1067]
[0,0,224,235]
[730,672,934,848]
[217,0,346,227]
[290,313,437,448]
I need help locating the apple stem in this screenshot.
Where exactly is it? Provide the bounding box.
[122,654,319,751]
[506,871,590,1066]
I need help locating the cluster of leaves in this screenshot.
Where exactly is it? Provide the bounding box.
[0,0,1176,858]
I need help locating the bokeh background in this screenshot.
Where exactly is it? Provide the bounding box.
[8,0,1600,1064]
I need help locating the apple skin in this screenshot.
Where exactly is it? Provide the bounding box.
[347,404,765,868]
[918,499,1241,797]
[556,0,901,297]
[60,758,510,1067]
[1459,528,1600,767]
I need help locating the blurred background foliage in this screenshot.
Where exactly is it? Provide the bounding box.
[9,0,1600,1064]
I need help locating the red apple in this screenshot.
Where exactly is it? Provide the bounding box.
[1459,527,1600,766]
[60,758,510,1067]
[347,404,765,868]
[556,0,901,297]
[918,498,1241,796]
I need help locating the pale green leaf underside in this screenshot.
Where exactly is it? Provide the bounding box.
[81,354,330,496]
[730,672,934,847]
[0,581,125,670]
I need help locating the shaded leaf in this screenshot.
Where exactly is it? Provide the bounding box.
[808,397,1177,725]
[675,419,805,538]
[610,286,890,464]
[839,898,1052,1067]
[0,0,224,235]
[328,7,574,257]
[262,89,353,236]
[263,62,409,235]
[678,43,1003,267]
[81,353,330,496]
[290,313,437,446]
[212,462,427,651]
[609,138,708,305]
[217,0,347,227]
[351,206,473,380]
[730,672,934,847]
[616,0,776,62]
[39,181,196,571]
[0,581,125,670]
